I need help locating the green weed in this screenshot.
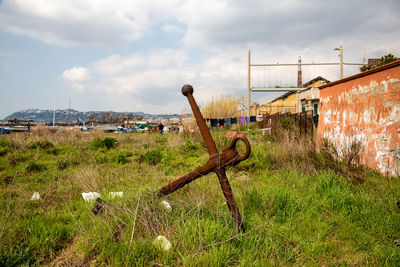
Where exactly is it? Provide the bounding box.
[0,130,399,266]
[89,137,118,150]
[26,161,47,172]
[137,149,163,165]
[28,140,54,149]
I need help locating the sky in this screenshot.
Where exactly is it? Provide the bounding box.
[0,0,399,119]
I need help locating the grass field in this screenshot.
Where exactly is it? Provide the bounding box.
[0,126,399,266]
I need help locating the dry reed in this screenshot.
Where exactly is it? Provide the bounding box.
[201,94,240,119]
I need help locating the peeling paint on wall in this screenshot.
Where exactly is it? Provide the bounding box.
[318,64,400,176]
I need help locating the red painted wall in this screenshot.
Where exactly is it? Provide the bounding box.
[317,62,400,176]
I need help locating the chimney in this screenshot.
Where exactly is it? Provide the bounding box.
[297,56,302,87]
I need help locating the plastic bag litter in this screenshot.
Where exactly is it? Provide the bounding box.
[82,192,101,202]
[109,192,123,198]
[153,235,172,251]
[31,192,40,200]
[161,200,172,211]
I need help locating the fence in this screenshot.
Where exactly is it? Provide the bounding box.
[259,110,316,135]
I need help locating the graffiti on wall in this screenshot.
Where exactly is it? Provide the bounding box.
[318,66,400,176]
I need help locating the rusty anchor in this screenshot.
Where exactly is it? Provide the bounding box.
[158,84,251,232]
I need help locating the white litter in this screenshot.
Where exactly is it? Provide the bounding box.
[109,191,123,198]
[153,235,172,251]
[161,200,172,211]
[31,192,40,200]
[82,192,101,202]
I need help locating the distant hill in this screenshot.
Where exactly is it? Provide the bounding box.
[3,109,179,123]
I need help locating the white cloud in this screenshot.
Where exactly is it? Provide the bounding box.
[62,66,91,92]
[61,49,249,111]
[0,0,181,46]
[62,67,91,82]
[3,0,400,114]
[162,24,185,35]
[178,0,400,51]
[1,0,399,57]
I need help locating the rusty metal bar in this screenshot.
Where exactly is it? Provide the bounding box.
[158,160,214,196]
[158,84,251,232]
[182,85,219,158]
[215,167,245,232]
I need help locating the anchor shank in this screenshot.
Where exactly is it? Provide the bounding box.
[182,85,219,157]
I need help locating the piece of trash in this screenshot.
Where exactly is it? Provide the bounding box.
[109,191,123,198]
[153,235,172,251]
[92,198,105,215]
[31,192,40,200]
[82,192,101,202]
[161,200,172,211]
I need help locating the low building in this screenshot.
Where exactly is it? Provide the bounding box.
[259,91,297,114]
[296,76,330,114]
[317,60,400,176]
[259,77,329,115]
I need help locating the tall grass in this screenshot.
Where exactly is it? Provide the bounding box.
[181,93,240,132]
[0,128,399,265]
[201,93,240,118]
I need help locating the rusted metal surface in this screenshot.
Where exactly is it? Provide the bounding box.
[158,84,251,232]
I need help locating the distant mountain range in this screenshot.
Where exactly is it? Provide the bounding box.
[3,109,180,123]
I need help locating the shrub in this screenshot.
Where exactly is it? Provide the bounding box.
[26,162,47,172]
[90,137,118,150]
[137,149,163,165]
[90,137,103,149]
[182,140,201,154]
[279,117,296,130]
[28,140,54,149]
[0,140,11,156]
[56,159,69,170]
[116,154,128,164]
[0,161,7,171]
[0,139,11,147]
[319,138,365,182]
[96,155,109,164]
[8,153,29,166]
[0,146,8,156]
[116,151,133,164]
[102,137,118,150]
[46,147,60,155]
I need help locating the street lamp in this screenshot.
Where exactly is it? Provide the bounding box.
[334,45,343,79]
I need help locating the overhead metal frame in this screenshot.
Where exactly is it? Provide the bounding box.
[247,50,364,116]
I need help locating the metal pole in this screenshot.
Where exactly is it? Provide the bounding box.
[182,85,219,157]
[339,46,343,79]
[247,50,251,116]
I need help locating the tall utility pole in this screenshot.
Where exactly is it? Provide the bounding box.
[67,97,70,124]
[52,104,56,128]
[363,48,366,65]
[334,45,343,79]
[247,50,251,116]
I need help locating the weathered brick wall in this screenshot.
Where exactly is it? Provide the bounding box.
[317,63,400,176]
